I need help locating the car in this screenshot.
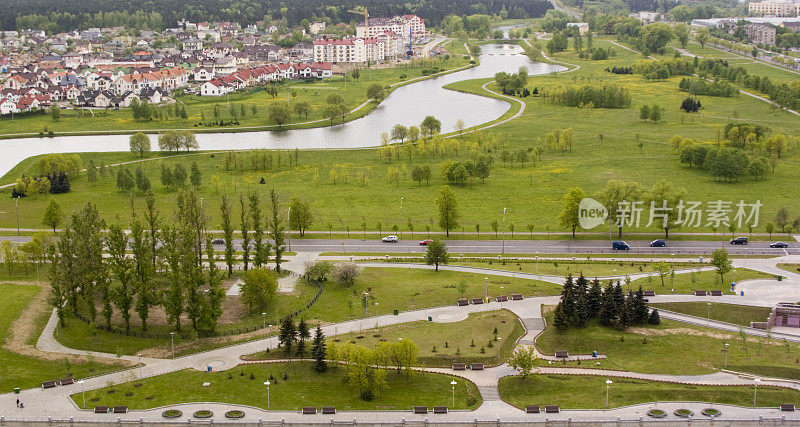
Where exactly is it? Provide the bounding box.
[382,235,398,243]
[770,241,789,248]
[211,238,225,245]
[649,239,666,247]
[612,241,630,250]
[730,237,749,245]
[419,239,433,246]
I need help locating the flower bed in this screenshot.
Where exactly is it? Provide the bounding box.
[702,408,721,417]
[193,410,213,418]
[647,409,667,418]
[162,409,182,418]
[225,410,245,419]
[674,409,694,418]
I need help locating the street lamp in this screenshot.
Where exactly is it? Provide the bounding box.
[287,207,291,252]
[450,379,457,408]
[138,354,142,378]
[753,378,761,406]
[262,312,267,330]
[605,379,613,407]
[170,332,175,359]
[500,286,504,308]
[535,255,539,280]
[723,343,729,369]
[15,196,20,236]
[400,197,404,239]
[501,207,507,255]
[78,379,85,409]
[363,291,369,316]
[484,277,489,300]
[264,381,271,410]
[707,302,711,326]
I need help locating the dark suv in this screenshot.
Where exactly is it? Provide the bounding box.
[729,237,749,245]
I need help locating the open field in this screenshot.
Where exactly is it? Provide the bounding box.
[650,302,772,326]
[628,268,774,294]
[451,260,702,277]
[499,374,800,409]
[536,308,800,378]
[244,310,525,367]
[71,361,481,410]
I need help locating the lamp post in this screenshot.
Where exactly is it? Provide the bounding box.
[753,378,761,406]
[605,379,612,407]
[400,197,404,239]
[707,302,711,326]
[287,206,291,252]
[264,381,271,410]
[15,196,21,236]
[78,379,85,409]
[450,379,457,408]
[137,354,142,378]
[363,291,369,316]
[501,207,507,255]
[170,332,175,359]
[375,302,379,315]
[723,343,729,369]
[484,277,489,300]
[535,255,539,280]
[262,312,267,330]
[500,286,504,308]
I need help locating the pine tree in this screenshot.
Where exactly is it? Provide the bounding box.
[278,316,296,356]
[615,299,631,330]
[632,286,649,324]
[586,278,603,317]
[553,303,569,331]
[575,290,588,327]
[560,274,576,324]
[296,318,310,357]
[648,308,661,325]
[312,325,327,372]
[612,281,626,312]
[598,282,617,326]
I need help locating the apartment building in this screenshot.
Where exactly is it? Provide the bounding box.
[355,15,425,41]
[749,1,800,17]
[313,33,403,64]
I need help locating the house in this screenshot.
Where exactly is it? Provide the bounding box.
[214,56,238,75]
[64,52,84,69]
[200,80,234,96]
[139,87,164,104]
[245,45,281,62]
[310,22,327,35]
[193,66,215,81]
[0,97,17,115]
[182,38,204,51]
[745,23,777,45]
[206,42,234,59]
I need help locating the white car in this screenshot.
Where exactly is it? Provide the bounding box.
[382,235,398,243]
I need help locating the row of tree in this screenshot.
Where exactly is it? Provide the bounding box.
[543,84,632,109]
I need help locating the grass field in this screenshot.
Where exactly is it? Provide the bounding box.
[778,264,800,275]
[71,362,481,410]
[0,283,127,391]
[650,302,772,326]
[244,310,525,367]
[536,308,800,378]
[629,268,774,294]
[0,56,468,138]
[451,259,702,277]
[499,374,800,409]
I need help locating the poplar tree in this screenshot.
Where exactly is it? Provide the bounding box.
[312,325,327,372]
[240,195,251,271]
[269,189,286,272]
[220,195,235,277]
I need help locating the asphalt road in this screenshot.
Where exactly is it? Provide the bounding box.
[3,235,793,256]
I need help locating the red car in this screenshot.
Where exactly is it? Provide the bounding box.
[419,239,433,246]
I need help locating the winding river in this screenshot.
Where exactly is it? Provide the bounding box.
[0,43,565,177]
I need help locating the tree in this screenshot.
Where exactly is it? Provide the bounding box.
[648,308,661,325]
[366,83,385,102]
[652,261,670,286]
[312,325,327,372]
[765,221,775,238]
[558,187,585,238]
[640,22,673,54]
[293,100,311,119]
[649,105,662,123]
[116,168,135,192]
[420,115,441,138]
[597,180,644,238]
[220,195,235,277]
[391,124,407,142]
[269,102,292,128]
[269,189,286,272]
[49,104,61,121]
[424,240,449,271]
[107,224,135,332]
[278,316,297,356]
[129,132,151,158]
[647,179,686,238]
[289,196,313,236]
[249,192,266,267]
[776,207,789,232]
[674,23,690,49]
[508,345,537,379]
[407,126,420,141]
[42,199,62,233]
[333,262,362,286]
[240,267,278,312]
[296,318,310,357]
[240,195,251,271]
[190,162,202,187]
[436,186,460,237]
[639,105,650,122]
[711,248,732,284]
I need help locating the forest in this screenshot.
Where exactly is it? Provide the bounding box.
[1,0,552,32]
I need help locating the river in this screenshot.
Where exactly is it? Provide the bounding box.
[0,43,564,177]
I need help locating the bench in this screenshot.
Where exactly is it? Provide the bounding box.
[526,405,540,414]
[59,378,74,386]
[470,363,484,371]
[41,381,57,389]
[113,406,128,414]
[321,407,336,415]
[510,294,524,301]
[413,406,428,414]
[452,363,467,371]
[643,290,656,297]
[496,295,508,302]
[554,351,569,358]
[301,407,316,415]
[545,405,560,413]
[781,404,795,411]
[456,299,469,307]
[709,290,723,296]
[94,406,109,414]
[471,298,484,305]
[694,290,707,296]
[433,406,448,414]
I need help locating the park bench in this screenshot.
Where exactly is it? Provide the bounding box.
[496,295,508,302]
[94,406,109,414]
[471,298,484,305]
[433,406,448,414]
[510,294,523,300]
[41,381,57,389]
[321,407,336,414]
[456,299,469,307]
[413,406,429,414]
[554,350,569,358]
[643,290,656,297]
[781,404,795,411]
[470,363,484,370]
[59,378,74,386]
[694,290,707,296]
[452,363,467,370]
[710,290,723,296]
[113,406,128,414]
[302,407,316,414]
[545,405,560,413]
[526,405,540,414]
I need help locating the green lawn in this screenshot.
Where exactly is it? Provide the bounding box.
[452,260,701,278]
[778,264,800,275]
[245,310,525,367]
[536,308,800,378]
[499,374,800,409]
[629,268,774,294]
[71,362,481,410]
[650,302,772,326]
[0,283,128,391]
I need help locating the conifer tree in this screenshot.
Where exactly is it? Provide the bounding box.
[279,316,297,356]
[312,325,327,372]
[296,318,310,357]
[599,282,617,326]
[586,278,603,317]
[648,308,661,325]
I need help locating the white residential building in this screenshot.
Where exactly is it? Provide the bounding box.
[356,15,425,42]
[749,1,800,17]
[313,33,403,64]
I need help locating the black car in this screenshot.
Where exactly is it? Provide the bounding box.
[729,237,749,245]
[770,241,789,248]
[649,239,666,247]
